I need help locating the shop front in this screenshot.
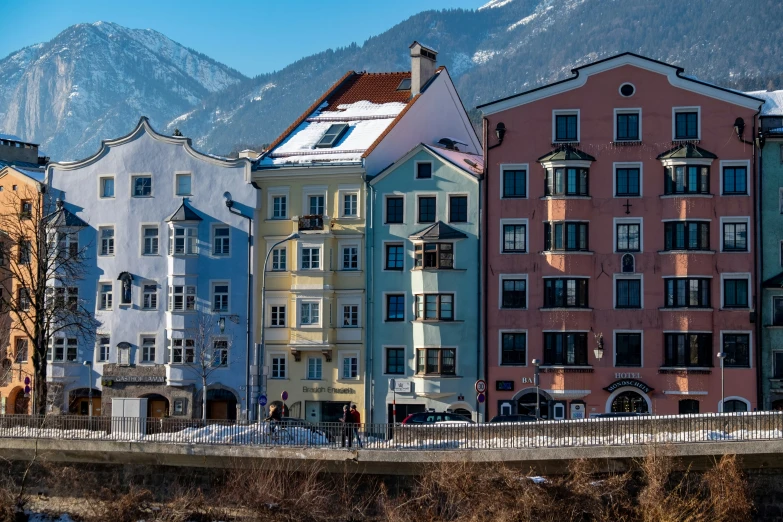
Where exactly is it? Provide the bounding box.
[100,364,194,418]
[265,379,364,424]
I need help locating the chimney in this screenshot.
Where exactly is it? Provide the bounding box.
[410,41,438,97]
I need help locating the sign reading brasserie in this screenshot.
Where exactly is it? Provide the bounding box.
[603,379,653,394]
[302,386,356,394]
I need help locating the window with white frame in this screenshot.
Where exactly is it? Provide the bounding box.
[143,284,157,310]
[49,338,77,362]
[212,283,229,312]
[342,354,359,379]
[141,337,156,363]
[143,226,159,255]
[169,227,198,255]
[674,109,699,140]
[169,285,196,312]
[342,192,358,217]
[15,339,28,363]
[271,355,286,378]
[97,336,110,362]
[342,305,358,327]
[300,302,320,326]
[307,357,322,380]
[99,227,114,256]
[722,220,749,252]
[212,340,228,367]
[132,175,152,197]
[171,338,195,364]
[272,194,287,219]
[213,226,230,256]
[100,177,114,198]
[175,173,192,196]
[55,232,79,259]
[272,247,286,271]
[554,111,579,142]
[342,245,359,270]
[615,109,641,141]
[308,194,325,216]
[723,276,749,309]
[301,247,320,270]
[99,283,113,310]
[270,305,286,327]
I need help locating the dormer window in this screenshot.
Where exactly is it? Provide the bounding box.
[315,124,348,148]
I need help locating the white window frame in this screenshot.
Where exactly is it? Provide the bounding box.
[299,244,323,271]
[613,108,642,142]
[719,160,751,196]
[499,218,529,255]
[140,335,157,364]
[98,176,115,199]
[141,224,159,256]
[613,273,644,309]
[383,193,406,225]
[719,330,753,369]
[211,281,230,313]
[169,225,198,256]
[613,217,643,253]
[270,245,287,271]
[269,352,287,379]
[339,241,360,271]
[212,224,230,257]
[169,337,195,365]
[719,216,751,253]
[415,193,438,224]
[719,272,752,310]
[414,160,433,180]
[168,284,196,312]
[299,300,322,327]
[672,106,701,141]
[306,356,323,380]
[98,281,113,311]
[96,336,111,363]
[613,329,644,368]
[498,329,528,367]
[498,274,528,310]
[98,226,115,257]
[499,163,529,200]
[338,185,361,219]
[302,185,328,217]
[131,174,153,197]
[339,351,360,380]
[212,337,229,368]
[267,186,290,220]
[269,303,286,327]
[174,172,192,197]
[613,162,644,198]
[552,109,580,143]
[142,283,158,310]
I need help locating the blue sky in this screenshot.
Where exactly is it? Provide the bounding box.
[0,0,485,77]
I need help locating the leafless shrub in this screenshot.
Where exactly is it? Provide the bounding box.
[703,454,753,521]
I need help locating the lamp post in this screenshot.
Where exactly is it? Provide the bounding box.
[593,333,604,363]
[717,351,726,413]
[257,232,299,422]
[82,360,93,421]
[532,358,541,420]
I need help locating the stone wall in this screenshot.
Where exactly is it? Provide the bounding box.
[100,364,194,417]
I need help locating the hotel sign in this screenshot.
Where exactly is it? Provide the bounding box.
[603,379,653,394]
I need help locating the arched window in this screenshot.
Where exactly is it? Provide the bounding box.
[452,408,472,420]
[611,390,649,413]
[723,399,748,413]
[678,399,699,415]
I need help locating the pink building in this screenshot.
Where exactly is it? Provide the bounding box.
[479,53,764,419]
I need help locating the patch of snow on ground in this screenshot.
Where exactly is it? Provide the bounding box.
[508,5,553,31]
[472,50,498,65]
[479,0,514,9]
[252,82,277,102]
[449,53,474,77]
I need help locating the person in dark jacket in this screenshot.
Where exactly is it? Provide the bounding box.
[340,405,352,448]
[350,405,363,448]
[265,403,282,433]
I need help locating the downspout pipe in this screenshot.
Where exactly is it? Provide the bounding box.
[364,173,375,423]
[482,117,492,420]
[476,166,484,421]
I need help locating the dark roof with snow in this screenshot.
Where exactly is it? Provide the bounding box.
[167,199,202,222]
[656,143,717,160]
[409,221,468,241]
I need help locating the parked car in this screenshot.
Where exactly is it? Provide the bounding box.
[489,414,538,423]
[594,412,650,418]
[401,412,475,425]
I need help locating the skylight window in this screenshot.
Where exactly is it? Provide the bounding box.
[397,78,412,91]
[315,124,349,148]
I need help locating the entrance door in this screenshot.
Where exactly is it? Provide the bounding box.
[149,400,168,418]
[209,401,229,420]
[517,392,549,419]
[387,403,426,423]
[610,390,649,413]
[305,401,321,423]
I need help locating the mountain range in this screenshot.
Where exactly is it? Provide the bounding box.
[2,0,783,160]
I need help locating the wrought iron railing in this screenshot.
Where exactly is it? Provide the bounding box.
[0,412,780,450]
[298,215,324,231]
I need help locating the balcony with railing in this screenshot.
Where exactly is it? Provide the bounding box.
[298,215,324,231]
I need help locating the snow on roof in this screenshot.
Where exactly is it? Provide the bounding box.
[746,90,783,116]
[0,133,23,142]
[423,144,483,177]
[259,72,416,167]
[0,161,45,182]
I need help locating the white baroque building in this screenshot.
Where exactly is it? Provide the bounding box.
[46,118,257,419]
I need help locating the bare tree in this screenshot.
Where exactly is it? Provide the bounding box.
[0,184,99,415]
[180,311,235,421]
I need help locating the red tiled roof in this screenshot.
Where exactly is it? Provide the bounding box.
[327,72,412,107]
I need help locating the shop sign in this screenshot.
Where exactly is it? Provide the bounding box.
[603,379,653,394]
[106,375,165,383]
[615,372,641,379]
[392,380,411,393]
[302,386,357,394]
[496,380,514,391]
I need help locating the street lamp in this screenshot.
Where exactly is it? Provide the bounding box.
[257,232,300,421]
[532,358,541,420]
[593,332,604,362]
[717,351,726,413]
[82,360,93,420]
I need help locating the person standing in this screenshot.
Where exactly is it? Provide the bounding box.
[265,403,282,434]
[340,405,352,448]
[350,404,363,448]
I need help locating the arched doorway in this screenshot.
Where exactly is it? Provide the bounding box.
[67,388,102,415]
[141,394,169,418]
[515,390,551,419]
[206,388,238,420]
[720,397,750,413]
[7,386,28,415]
[610,390,649,413]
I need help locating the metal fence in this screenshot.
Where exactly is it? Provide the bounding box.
[0,412,781,450]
